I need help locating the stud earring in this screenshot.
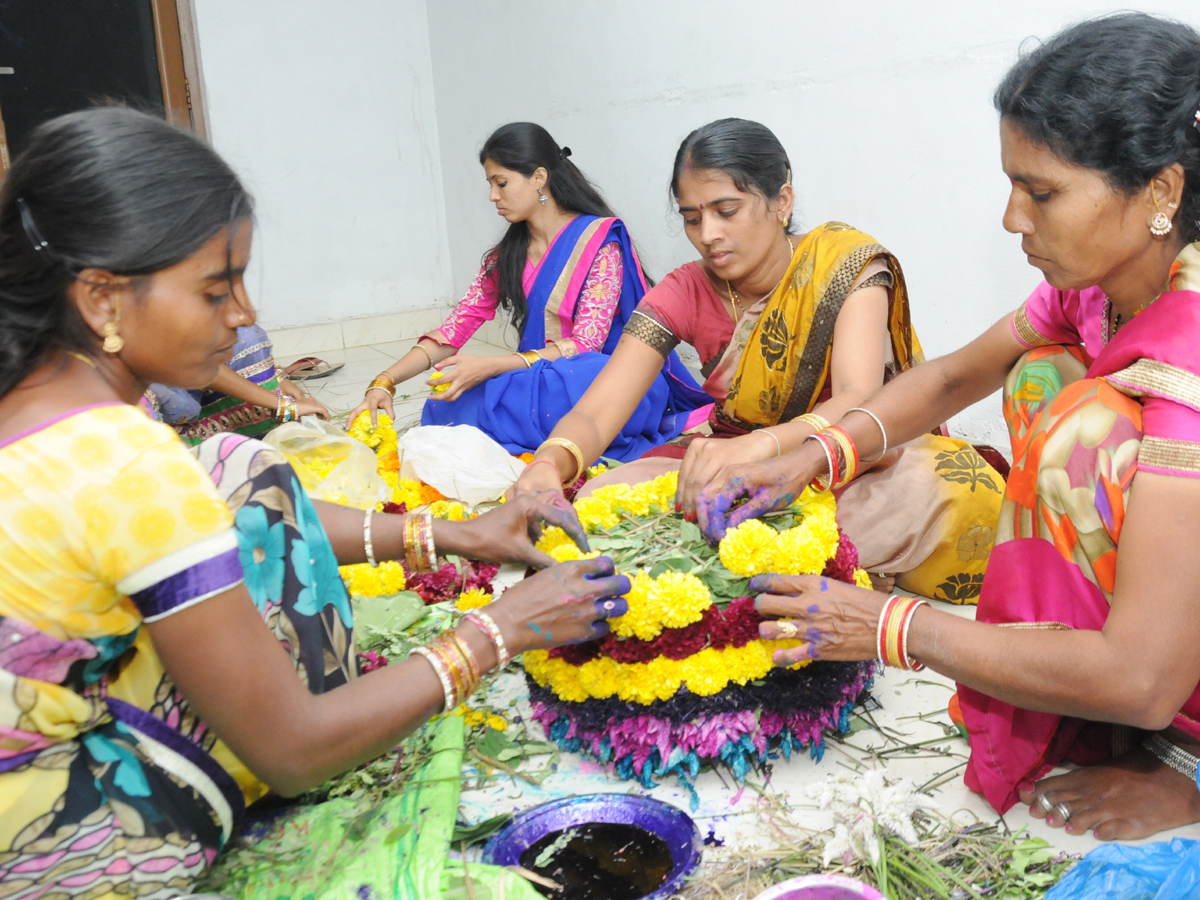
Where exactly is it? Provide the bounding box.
[1150,185,1173,237]
[537,187,548,206]
[102,301,124,354]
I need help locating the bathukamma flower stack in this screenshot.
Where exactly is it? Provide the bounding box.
[522,471,876,801]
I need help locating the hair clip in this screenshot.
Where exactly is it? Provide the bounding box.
[16,198,50,253]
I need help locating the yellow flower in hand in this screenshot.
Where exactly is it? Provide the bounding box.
[719,519,780,577]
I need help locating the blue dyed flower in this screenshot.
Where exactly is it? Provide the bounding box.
[235,505,286,611]
[290,478,354,627]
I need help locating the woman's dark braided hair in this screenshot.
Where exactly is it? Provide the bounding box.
[995,12,1200,244]
[0,106,253,399]
[479,122,616,338]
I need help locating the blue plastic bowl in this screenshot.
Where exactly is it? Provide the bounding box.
[481,793,702,899]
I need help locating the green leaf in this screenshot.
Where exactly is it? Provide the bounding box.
[474,729,510,759]
[352,591,428,636]
[495,748,523,762]
[680,519,703,543]
[649,557,698,578]
[451,813,512,845]
[383,824,413,844]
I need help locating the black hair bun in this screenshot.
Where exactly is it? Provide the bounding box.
[559,146,572,159]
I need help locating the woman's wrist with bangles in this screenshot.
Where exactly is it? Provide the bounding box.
[274,390,299,423]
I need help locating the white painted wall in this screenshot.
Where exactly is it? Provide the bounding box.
[191,0,452,335]
[425,0,1200,442]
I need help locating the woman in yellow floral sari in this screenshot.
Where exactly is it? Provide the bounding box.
[515,119,1004,601]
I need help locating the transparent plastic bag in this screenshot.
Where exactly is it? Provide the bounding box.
[397,425,526,505]
[265,418,385,510]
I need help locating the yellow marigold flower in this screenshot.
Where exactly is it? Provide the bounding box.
[348,411,396,448]
[586,462,608,478]
[516,451,535,464]
[487,714,507,731]
[647,571,710,629]
[548,544,600,563]
[430,500,467,521]
[465,709,487,728]
[428,371,451,394]
[719,519,781,577]
[574,495,620,532]
[645,470,678,513]
[854,568,873,590]
[772,526,830,576]
[455,587,492,611]
[340,560,407,597]
[609,569,659,640]
[536,526,574,555]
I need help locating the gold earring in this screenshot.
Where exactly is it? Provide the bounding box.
[102,302,124,354]
[1150,186,1173,237]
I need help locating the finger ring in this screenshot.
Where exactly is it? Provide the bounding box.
[1054,802,1072,823]
[1036,793,1055,814]
[775,620,800,638]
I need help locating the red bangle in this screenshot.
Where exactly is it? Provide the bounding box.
[525,458,562,480]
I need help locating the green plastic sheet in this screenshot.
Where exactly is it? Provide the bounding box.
[201,715,540,900]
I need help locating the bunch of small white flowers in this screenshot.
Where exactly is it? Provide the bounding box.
[807,769,940,867]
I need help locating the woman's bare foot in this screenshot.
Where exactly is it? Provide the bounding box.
[868,572,895,593]
[1018,741,1200,840]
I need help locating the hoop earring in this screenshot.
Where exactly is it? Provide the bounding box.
[1150,185,1173,237]
[102,301,124,354]
[537,187,548,206]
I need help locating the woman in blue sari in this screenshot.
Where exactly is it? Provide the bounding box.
[350,123,705,460]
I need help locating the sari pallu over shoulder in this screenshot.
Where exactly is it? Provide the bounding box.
[423,216,706,459]
[720,222,922,432]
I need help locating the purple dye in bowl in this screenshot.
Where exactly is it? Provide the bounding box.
[482,793,701,900]
[752,874,885,900]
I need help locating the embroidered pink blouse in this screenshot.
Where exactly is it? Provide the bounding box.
[427,240,625,357]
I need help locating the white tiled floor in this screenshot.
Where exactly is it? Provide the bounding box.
[279,337,514,431]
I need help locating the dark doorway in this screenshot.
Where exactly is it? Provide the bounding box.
[0,0,200,170]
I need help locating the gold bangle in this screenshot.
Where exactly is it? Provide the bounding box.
[538,437,585,485]
[412,644,457,710]
[513,351,532,369]
[797,413,831,433]
[367,373,396,398]
[413,343,435,371]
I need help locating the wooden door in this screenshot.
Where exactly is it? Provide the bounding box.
[0,0,204,173]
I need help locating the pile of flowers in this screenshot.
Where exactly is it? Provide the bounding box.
[523,471,876,801]
[346,412,447,511]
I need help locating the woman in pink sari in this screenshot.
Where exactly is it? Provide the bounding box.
[695,12,1200,840]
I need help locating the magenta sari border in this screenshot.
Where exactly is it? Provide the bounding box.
[554,217,616,327]
[0,402,126,452]
[1136,463,1200,479]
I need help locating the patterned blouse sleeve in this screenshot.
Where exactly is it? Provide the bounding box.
[554,241,624,356]
[426,252,502,349]
[85,432,242,622]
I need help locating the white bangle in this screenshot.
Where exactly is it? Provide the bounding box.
[847,407,888,457]
[363,509,378,567]
[760,428,782,457]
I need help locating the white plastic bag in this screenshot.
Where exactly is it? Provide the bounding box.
[397,425,526,505]
[265,417,386,510]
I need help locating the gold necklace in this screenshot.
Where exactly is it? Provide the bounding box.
[67,350,97,368]
[725,235,796,321]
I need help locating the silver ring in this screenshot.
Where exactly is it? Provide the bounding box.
[1054,802,1072,823]
[1036,793,1055,814]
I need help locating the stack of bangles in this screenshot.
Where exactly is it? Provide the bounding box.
[274,391,299,423]
[365,371,396,399]
[532,436,585,486]
[411,609,511,711]
[403,509,437,573]
[876,595,927,671]
[802,407,888,492]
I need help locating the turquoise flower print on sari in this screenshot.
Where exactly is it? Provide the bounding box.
[290,478,353,627]
[81,723,152,798]
[235,505,286,611]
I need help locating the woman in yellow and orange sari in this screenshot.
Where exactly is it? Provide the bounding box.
[514,118,1004,602]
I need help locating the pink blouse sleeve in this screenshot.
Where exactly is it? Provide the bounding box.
[426,253,501,349]
[554,242,624,356]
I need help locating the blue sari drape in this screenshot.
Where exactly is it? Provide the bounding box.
[422,215,707,461]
